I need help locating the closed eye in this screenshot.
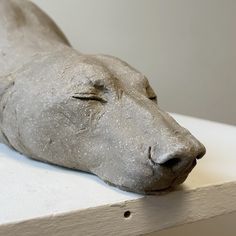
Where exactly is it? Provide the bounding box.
[146,84,157,103]
[149,96,157,102]
[72,93,107,103]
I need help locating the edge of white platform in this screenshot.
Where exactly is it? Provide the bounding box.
[1,181,236,236]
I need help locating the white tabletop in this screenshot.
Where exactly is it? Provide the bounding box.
[1,113,236,235]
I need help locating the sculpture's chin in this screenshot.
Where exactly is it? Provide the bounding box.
[104,160,197,195]
[104,174,188,195]
[144,174,190,194]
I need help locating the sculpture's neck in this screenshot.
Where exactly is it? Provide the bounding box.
[0,0,71,76]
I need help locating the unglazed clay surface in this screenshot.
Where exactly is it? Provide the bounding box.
[0,0,205,194]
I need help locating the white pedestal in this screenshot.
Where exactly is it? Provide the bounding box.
[1,114,236,236]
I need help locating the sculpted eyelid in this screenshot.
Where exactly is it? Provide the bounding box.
[72,93,107,103]
[74,92,97,95]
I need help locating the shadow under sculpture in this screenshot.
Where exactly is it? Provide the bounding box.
[0,0,206,194]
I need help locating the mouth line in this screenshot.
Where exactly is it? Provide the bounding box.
[172,158,197,180]
[170,158,197,186]
[145,159,197,194]
[183,158,197,174]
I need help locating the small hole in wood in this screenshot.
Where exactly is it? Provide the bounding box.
[124,210,131,218]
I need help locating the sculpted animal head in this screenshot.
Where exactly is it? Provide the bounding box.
[0,0,205,193]
[5,50,205,193]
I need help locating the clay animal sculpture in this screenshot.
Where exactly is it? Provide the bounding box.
[0,0,206,194]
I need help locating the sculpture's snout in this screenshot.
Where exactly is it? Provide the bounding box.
[149,137,206,175]
[94,94,207,193]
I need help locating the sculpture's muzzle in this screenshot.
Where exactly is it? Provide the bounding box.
[90,91,206,193]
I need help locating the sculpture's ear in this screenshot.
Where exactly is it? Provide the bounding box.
[0,74,15,98]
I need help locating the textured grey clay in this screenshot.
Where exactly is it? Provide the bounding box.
[0,0,205,194]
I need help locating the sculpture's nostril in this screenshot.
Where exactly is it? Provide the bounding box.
[148,143,205,171]
[148,146,184,168]
[158,154,194,172]
[161,157,181,168]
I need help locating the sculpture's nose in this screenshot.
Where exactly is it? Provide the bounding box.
[156,152,196,172]
[149,142,206,173]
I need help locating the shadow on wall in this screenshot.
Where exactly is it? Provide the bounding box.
[32,0,236,125]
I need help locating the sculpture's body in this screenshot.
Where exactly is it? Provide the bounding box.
[0,0,205,193]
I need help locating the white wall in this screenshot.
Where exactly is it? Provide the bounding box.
[32,0,236,125]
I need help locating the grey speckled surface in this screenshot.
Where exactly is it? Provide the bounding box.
[0,0,205,193]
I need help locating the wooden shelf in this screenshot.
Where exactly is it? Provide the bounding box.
[1,114,236,236]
